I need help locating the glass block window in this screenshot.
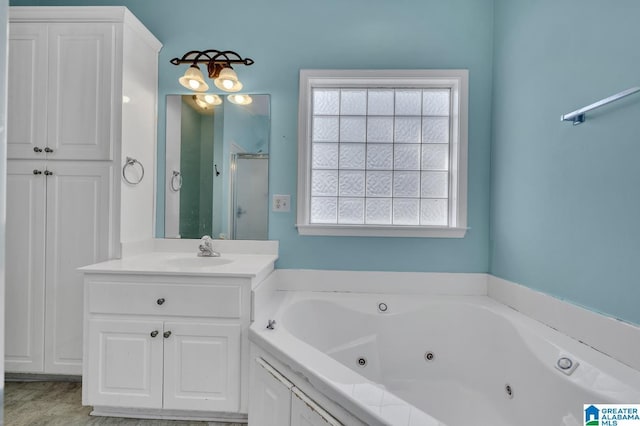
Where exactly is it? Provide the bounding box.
[310,87,450,226]
[297,70,468,238]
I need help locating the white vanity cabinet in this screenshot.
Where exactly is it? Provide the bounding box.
[83,272,253,420]
[5,7,161,376]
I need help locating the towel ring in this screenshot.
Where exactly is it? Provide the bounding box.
[122,157,144,185]
[170,170,182,192]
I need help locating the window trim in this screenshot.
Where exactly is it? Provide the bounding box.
[296,69,469,238]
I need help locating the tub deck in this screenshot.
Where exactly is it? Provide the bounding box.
[250,290,640,426]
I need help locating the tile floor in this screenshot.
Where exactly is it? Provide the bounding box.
[3,381,244,426]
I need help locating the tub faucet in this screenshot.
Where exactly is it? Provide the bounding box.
[198,235,220,257]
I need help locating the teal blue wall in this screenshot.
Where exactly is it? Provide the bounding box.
[212,105,224,238]
[219,99,271,238]
[198,108,214,238]
[178,100,214,238]
[11,0,640,324]
[11,0,494,273]
[491,0,640,325]
[224,102,269,154]
[179,100,203,238]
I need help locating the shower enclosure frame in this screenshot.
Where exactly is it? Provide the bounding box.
[229,152,269,240]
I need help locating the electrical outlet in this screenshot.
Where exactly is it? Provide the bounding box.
[272,194,290,212]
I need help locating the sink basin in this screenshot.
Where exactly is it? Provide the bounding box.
[165,256,234,269]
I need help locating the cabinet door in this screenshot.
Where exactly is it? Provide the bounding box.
[163,322,241,412]
[86,319,164,408]
[7,23,48,159]
[249,358,292,426]
[5,162,46,372]
[46,23,115,160]
[291,388,342,426]
[44,162,111,375]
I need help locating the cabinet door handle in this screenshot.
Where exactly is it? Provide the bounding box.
[163,331,172,339]
[33,147,43,153]
[44,147,54,153]
[44,170,53,176]
[156,298,165,305]
[33,169,42,175]
[150,330,159,338]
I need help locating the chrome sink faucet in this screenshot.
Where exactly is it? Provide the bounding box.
[198,235,220,257]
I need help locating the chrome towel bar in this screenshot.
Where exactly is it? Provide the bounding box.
[561,86,640,125]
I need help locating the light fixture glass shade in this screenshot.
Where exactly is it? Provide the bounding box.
[179,66,209,92]
[193,96,209,109]
[227,94,253,105]
[214,67,243,92]
[203,94,222,105]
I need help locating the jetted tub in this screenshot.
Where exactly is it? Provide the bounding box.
[251,292,640,426]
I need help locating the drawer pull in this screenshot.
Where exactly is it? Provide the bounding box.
[163,331,172,339]
[150,330,159,338]
[33,147,43,153]
[44,147,54,153]
[157,298,165,305]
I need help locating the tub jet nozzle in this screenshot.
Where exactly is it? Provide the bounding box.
[555,355,579,375]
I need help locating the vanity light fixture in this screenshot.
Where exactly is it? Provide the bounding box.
[192,94,223,110]
[227,94,253,105]
[171,49,254,93]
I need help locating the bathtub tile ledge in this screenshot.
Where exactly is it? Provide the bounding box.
[488,275,640,372]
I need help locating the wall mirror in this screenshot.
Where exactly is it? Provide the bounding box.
[164,94,270,240]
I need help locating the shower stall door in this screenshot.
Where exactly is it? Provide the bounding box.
[230,154,269,240]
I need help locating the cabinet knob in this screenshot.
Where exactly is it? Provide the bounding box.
[150,330,159,338]
[156,298,165,305]
[44,147,54,153]
[163,331,172,339]
[44,170,53,176]
[33,147,43,153]
[33,169,42,175]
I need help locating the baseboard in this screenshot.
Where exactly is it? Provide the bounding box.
[5,373,82,382]
[91,406,248,423]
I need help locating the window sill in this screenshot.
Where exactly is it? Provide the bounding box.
[296,224,468,238]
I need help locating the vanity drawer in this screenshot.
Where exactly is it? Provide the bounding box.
[87,281,242,318]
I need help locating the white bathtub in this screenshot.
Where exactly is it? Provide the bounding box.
[250,291,640,426]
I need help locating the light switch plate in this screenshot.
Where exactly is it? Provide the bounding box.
[272,194,290,212]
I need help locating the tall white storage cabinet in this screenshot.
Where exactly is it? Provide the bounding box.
[5,7,161,375]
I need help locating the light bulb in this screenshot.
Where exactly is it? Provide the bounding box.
[202,94,222,105]
[228,94,252,105]
[179,65,209,92]
[214,67,242,92]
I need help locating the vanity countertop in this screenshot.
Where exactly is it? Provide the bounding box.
[79,251,278,280]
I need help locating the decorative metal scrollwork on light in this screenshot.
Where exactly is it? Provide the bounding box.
[170,49,254,93]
